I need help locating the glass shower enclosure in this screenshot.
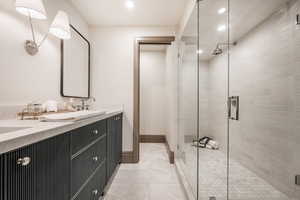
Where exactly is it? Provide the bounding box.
[176,0,300,199]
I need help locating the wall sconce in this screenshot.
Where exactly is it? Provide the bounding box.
[15,0,71,56]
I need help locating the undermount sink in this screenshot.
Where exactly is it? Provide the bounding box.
[41,110,107,122]
[0,127,31,134]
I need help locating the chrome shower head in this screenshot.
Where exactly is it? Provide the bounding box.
[212,47,223,55]
[212,42,237,56]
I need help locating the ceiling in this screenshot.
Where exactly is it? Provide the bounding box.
[70,0,188,26]
[182,0,291,61]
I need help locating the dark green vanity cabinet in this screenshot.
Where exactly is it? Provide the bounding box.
[0,113,123,200]
[107,114,123,181]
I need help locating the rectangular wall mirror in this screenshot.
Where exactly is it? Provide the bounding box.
[61,24,90,98]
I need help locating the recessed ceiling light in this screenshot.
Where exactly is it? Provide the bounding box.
[126,0,135,9]
[217,24,226,32]
[197,49,203,54]
[218,8,226,14]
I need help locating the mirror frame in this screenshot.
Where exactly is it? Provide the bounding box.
[60,24,91,99]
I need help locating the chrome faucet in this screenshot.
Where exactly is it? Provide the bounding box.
[79,97,96,110]
[80,99,87,110]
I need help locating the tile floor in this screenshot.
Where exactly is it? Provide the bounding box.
[104,143,187,200]
[181,143,292,200]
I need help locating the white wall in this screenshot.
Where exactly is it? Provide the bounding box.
[90,26,176,151]
[140,50,167,136]
[0,0,88,108]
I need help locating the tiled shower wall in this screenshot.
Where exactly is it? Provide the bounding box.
[206,0,300,198]
[178,44,210,143]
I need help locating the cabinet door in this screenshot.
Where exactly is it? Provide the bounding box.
[0,154,5,200]
[106,117,114,181]
[115,114,123,164]
[106,114,123,182]
[6,134,70,200]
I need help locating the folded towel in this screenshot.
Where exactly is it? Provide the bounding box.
[206,140,219,150]
[192,137,219,150]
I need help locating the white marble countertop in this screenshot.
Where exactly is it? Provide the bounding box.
[0,110,122,155]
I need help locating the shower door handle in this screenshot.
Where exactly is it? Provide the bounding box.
[228,96,239,120]
[227,98,231,119]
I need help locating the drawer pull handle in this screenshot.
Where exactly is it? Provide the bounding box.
[92,156,99,162]
[92,129,99,135]
[92,189,98,196]
[17,157,31,166]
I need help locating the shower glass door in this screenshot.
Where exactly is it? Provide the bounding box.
[197,0,229,199]
[177,4,199,198]
[228,0,300,199]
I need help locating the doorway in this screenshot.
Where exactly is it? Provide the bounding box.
[132,36,175,163]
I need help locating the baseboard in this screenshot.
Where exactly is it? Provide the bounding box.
[140,135,166,143]
[122,151,135,163]
[165,139,174,164]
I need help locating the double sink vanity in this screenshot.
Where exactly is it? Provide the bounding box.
[0,110,123,200]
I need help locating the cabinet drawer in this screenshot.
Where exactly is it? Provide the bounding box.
[71,136,106,197]
[73,161,106,200]
[71,120,106,155]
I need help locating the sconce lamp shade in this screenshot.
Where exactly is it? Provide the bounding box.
[15,0,47,19]
[49,11,71,40]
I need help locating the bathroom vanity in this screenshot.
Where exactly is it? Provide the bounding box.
[0,111,122,200]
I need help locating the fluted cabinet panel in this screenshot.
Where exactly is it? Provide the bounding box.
[6,134,70,200]
[0,154,5,200]
[6,142,37,200]
[107,114,123,182]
